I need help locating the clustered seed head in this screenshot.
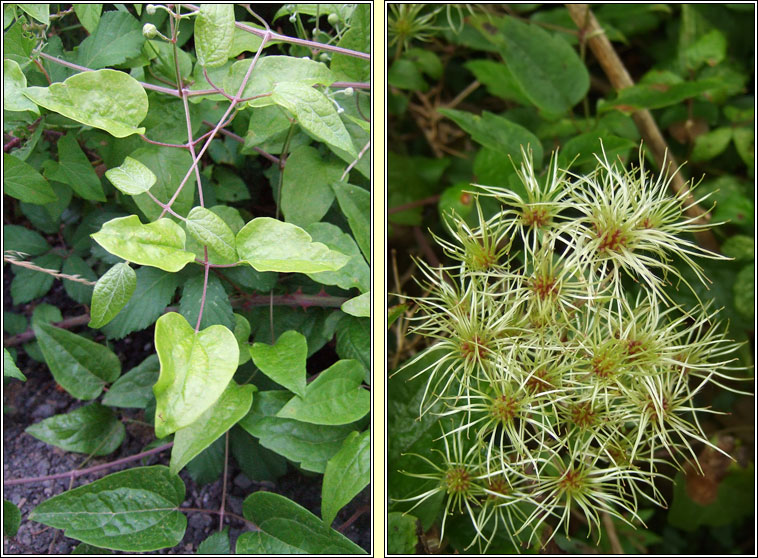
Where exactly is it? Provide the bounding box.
[394,145,750,552]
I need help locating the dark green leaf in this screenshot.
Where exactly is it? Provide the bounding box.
[26,403,125,455]
[331,181,370,262]
[3,500,21,537]
[3,153,57,204]
[62,255,97,305]
[336,315,370,379]
[10,253,62,305]
[321,429,370,525]
[75,10,144,69]
[281,145,341,227]
[44,133,105,201]
[197,528,231,554]
[179,272,235,330]
[388,512,418,555]
[3,224,50,256]
[102,354,160,409]
[734,264,754,320]
[4,348,26,382]
[229,427,287,482]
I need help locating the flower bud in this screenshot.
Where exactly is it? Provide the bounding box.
[146,4,157,15]
[327,13,340,26]
[289,13,297,23]
[142,23,158,39]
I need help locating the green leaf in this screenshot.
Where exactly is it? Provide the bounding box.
[464,59,531,106]
[4,59,39,114]
[17,3,49,25]
[3,224,50,256]
[733,127,754,175]
[3,153,57,204]
[104,156,156,196]
[129,146,196,221]
[224,55,334,102]
[559,133,637,168]
[25,403,125,455]
[336,315,370,379]
[237,217,349,273]
[23,69,148,138]
[61,254,97,305]
[89,263,137,329]
[238,391,359,473]
[229,427,287,482]
[331,181,370,263]
[281,145,342,227]
[476,15,589,114]
[603,78,722,112]
[29,466,186,551]
[91,215,196,273]
[195,4,234,67]
[691,127,733,162]
[4,348,26,381]
[170,381,255,474]
[186,437,225,486]
[277,360,369,425]
[271,81,357,157]
[734,264,754,320]
[305,222,370,292]
[44,133,105,201]
[4,312,28,336]
[438,108,543,166]
[75,10,144,69]
[330,4,369,82]
[721,235,754,261]
[10,253,62,305]
[197,528,231,554]
[185,206,237,264]
[101,267,179,340]
[321,430,369,525]
[239,492,366,554]
[4,500,21,537]
[341,292,370,318]
[388,512,418,555]
[232,313,252,365]
[153,312,239,438]
[387,304,407,329]
[684,29,727,70]
[250,330,307,398]
[178,272,234,330]
[73,4,102,33]
[72,543,112,555]
[32,303,62,326]
[33,322,121,400]
[102,354,159,409]
[388,58,428,92]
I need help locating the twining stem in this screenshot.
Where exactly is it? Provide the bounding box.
[3,443,173,486]
[341,140,371,181]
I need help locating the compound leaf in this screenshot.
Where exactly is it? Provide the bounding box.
[29,466,186,552]
[91,215,196,273]
[26,403,125,455]
[153,312,239,438]
[23,69,148,138]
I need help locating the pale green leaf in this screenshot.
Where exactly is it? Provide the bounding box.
[153,312,239,438]
[195,4,235,67]
[26,403,125,455]
[170,381,255,474]
[4,59,39,114]
[129,146,196,221]
[236,217,349,273]
[277,360,369,425]
[33,322,121,400]
[89,262,137,329]
[321,429,369,525]
[250,330,307,397]
[224,55,334,102]
[341,292,370,317]
[240,492,366,554]
[272,81,357,156]
[185,206,237,264]
[29,466,186,552]
[306,222,370,292]
[91,215,196,272]
[232,313,251,365]
[105,156,156,195]
[331,181,370,262]
[3,153,57,204]
[73,4,102,33]
[18,4,49,25]
[23,69,148,138]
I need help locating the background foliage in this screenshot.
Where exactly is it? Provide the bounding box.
[4,3,370,553]
[387,4,753,554]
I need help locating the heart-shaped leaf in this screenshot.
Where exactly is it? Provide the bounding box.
[153,312,239,438]
[250,330,307,397]
[105,156,157,196]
